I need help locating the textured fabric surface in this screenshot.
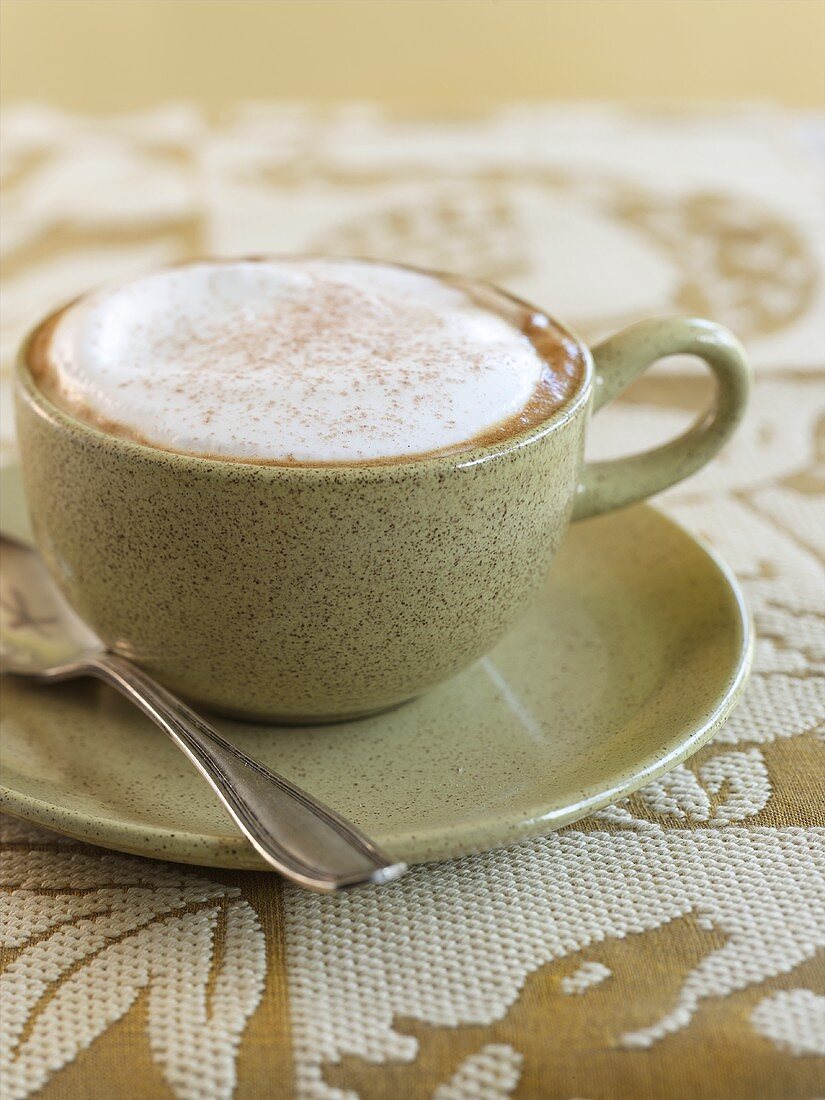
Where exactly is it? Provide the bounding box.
[0,103,823,1100]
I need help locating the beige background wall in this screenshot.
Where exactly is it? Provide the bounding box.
[1,0,824,114]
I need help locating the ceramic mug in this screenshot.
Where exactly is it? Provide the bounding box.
[15,269,750,722]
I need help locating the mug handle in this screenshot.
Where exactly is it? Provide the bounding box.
[572,317,750,521]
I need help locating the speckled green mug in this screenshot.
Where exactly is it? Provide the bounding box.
[16,277,749,722]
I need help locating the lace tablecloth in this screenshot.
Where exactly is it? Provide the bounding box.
[1,104,823,1100]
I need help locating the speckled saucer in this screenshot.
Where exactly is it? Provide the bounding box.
[0,465,752,870]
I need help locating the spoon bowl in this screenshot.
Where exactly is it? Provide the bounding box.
[1,535,101,676]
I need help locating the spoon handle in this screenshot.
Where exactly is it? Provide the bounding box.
[89,654,407,891]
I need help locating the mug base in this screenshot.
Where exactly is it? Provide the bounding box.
[193,692,420,727]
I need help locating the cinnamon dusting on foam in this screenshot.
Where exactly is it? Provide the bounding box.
[26,258,585,466]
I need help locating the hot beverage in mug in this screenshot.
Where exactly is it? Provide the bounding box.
[16,257,750,721]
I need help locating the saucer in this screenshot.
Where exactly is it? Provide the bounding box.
[0,464,752,869]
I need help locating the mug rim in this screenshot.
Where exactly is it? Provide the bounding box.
[16,256,595,481]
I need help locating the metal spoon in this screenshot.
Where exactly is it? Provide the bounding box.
[0,534,407,892]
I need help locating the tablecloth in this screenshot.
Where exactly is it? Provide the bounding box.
[1,103,823,1100]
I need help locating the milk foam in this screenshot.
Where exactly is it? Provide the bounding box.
[36,259,574,463]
